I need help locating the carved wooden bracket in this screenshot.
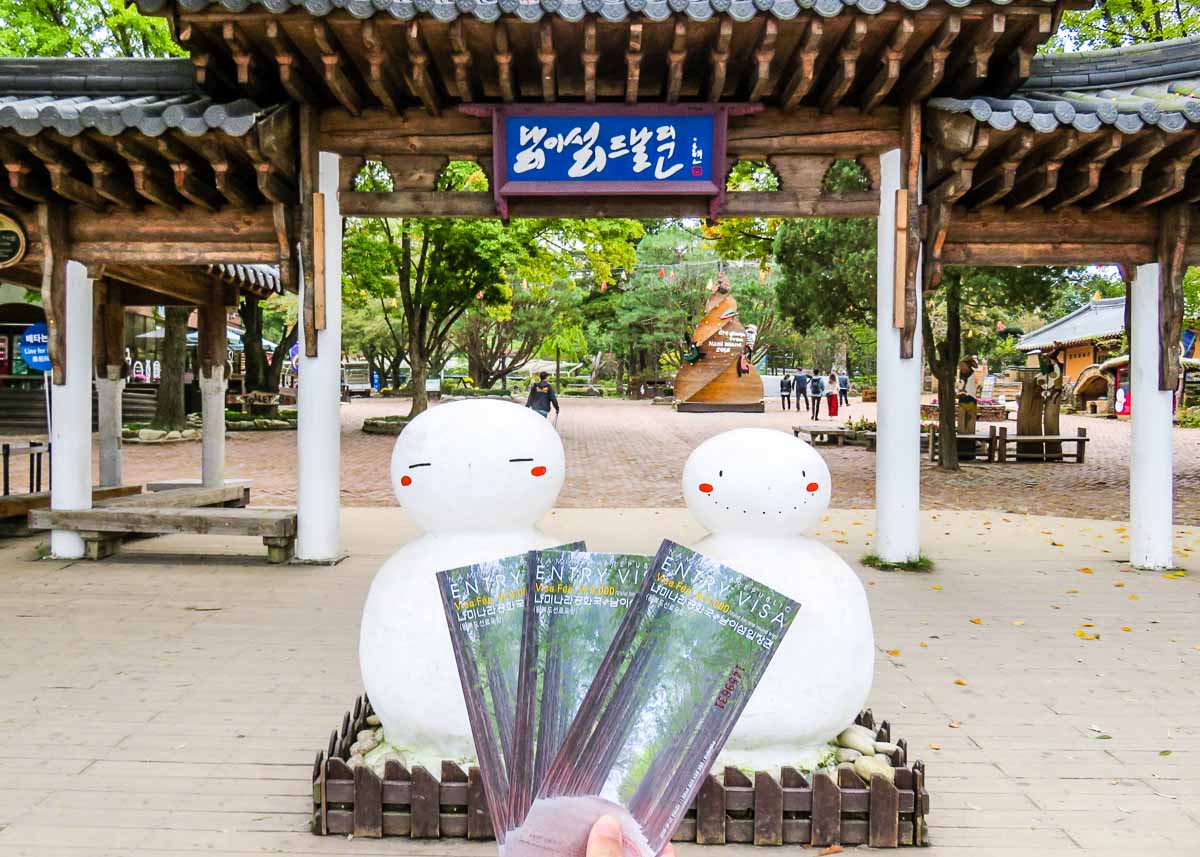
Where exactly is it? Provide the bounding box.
[1156,203,1190,391]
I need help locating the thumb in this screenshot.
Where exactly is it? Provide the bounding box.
[585,814,624,857]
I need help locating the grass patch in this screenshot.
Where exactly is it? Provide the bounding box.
[861,553,934,572]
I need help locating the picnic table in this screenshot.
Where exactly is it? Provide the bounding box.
[927,425,1089,463]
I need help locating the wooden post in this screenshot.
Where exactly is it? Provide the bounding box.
[1076,426,1087,463]
[1156,203,1189,391]
[299,104,320,358]
[197,302,228,488]
[93,279,126,488]
[811,770,841,846]
[897,102,921,359]
[695,773,725,845]
[753,770,783,845]
[37,202,69,385]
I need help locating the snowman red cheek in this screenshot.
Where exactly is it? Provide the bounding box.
[531,466,547,477]
[400,475,412,487]
[806,482,819,492]
[699,483,714,494]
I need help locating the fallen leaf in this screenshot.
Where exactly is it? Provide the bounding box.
[919,641,929,648]
[1121,627,1132,632]
[1012,619,1025,626]
[1129,594,1140,601]
[1159,750,1172,757]
[1115,527,1127,533]
[954,679,968,686]
[1051,542,1064,547]
[948,721,962,728]
[1075,630,1100,641]
[1113,582,1125,588]
[1095,733,1113,740]
[932,585,943,591]
[969,617,982,625]
[929,743,941,750]
[836,539,848,544]
[1079,567,1094,574]
[886,649,901,657]
[1067,589,1080,594]
[1081,623,1095,628]
[1163,571,1188,579]
[819,847,844,856]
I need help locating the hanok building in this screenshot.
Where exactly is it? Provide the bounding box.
[0,0,1196,568]
[1017,295,1126,411]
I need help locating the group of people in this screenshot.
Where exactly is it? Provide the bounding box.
[779,369,849,419]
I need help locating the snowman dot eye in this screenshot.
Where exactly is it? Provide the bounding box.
[719,470,723,477]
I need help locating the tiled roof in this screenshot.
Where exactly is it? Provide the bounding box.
[210,263,283,295]
[134,0,1055,24]
[1018,297,1125,352]
[0,57,269,137]
[931,36,1200,134]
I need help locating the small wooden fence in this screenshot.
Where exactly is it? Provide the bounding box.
[312,696,929,848]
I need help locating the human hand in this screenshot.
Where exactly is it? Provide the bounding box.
[586,815,676,857]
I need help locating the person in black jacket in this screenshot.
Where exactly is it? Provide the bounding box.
[526,372,560,418]
[779,372,793,410]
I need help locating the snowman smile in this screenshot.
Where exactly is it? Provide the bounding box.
[696,484,815,516]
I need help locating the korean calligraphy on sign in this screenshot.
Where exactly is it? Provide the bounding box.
[503,114,714,185]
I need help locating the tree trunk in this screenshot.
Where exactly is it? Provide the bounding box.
[408,327,429,418]
[922,280,962,471]
[264,323,298,394]
[152,306,190,430]
[934,362,958,470]
[239,297,267,393]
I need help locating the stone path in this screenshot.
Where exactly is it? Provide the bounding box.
[0,508,1196,857]
[2,395,1197,522]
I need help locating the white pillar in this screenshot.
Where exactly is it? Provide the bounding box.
[874,149,923,563]
[50,261,93,559]
[200,368,226,488]
[95,372,124,487]
[1129,263,1174,569]
[296,150,342,561]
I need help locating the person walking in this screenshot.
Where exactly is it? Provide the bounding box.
[796,368,810,411]
[826,371,840,418]
[525,371,560,419]
[779,372,793,410]
[838,370,850,406]
[809,371,825,420]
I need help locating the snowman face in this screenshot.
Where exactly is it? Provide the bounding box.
[390,399,565,532]
[682,428,831,537]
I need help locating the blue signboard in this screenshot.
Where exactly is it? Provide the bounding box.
[19,323,51,373]
[504,114,714,185]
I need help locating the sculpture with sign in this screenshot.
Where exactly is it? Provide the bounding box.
[673,272,764,412]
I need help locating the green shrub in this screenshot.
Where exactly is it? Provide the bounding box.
[1178,407,1200,428]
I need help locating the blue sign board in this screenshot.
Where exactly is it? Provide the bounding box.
[503,114,714,185]
[19,323,51,373]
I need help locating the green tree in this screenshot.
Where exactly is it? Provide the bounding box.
[1052,0,1199,50]
[151,306,188,430]
[342,161,640,417]
[0,1,182,58]
[238,293,297,400]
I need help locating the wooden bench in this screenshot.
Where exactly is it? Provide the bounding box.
[995,426,1089,463]
[928,425,998,463]
[29,506,297,563]
[1,485,144,535]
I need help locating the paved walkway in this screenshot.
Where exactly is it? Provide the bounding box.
[5,395,1193,523]
[0,509,1196,857]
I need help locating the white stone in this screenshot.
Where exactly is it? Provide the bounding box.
[853,754,895,784]
[683,428,875,770]
[836,728,876,757]
[165,430,182,440]
[836,748,862,763]
[873,741,899,755]
[138,429,166,442]
[358,399,566,771]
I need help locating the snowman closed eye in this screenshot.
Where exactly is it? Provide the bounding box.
[683,428,831,537]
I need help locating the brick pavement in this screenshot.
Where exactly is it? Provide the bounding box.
[1,395,1196,523]
[0,508,1196,856]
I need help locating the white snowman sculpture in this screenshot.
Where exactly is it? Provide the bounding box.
[682,427,875,770]
[359,399,566,769]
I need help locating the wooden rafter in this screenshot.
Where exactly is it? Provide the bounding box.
[780,19,823,111]
[861,18,914,113]
[949,13,1004,96]
[821,17,867,113]
[583,20,599,103]
[404,22,441,115]
[898,14,960,103]
[66,134,136,208]
[313,20,364,116]
[1134,133,1200,207]
[221,21,260,90]
[967,130,1034,209]
[1005,130,1082,209]
[1003,12,1053,90]
[1049,130,1124,210]
[747,19,777,103]
[665,19,688,104]
[708,18,733,103]
[23,136,108,212]
[625,22,643,105]
[495,22,515,104]
[152,134,224,211]
[361,20,405,113]
[0,138,51,203]
[113,137,181,209]
[265,20,319,104]
[449,20,474,103]
[538,20,557,103]
[1085,130,1168,211]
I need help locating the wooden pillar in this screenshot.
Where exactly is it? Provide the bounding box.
[37,203,69,385]
[197,301,228,488]
[93,279,126,487]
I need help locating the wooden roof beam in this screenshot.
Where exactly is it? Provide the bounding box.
[449,19,475,103]
[178,23,237,97]
[821,17,868,113]
[313,20,365,116]
[1086,130,1169,211]
[105,264,228,307]
[1005,130,1081,209]
[361,20,406,113]
[1132,133,1200,207]
[1002,12,1053,91]
[949,13,1004,96]
[181,133,259,209]
[404,22,441,115]
[746,19,777,103]
[897,14,960,103]
[265,20,319,105]
[1049,130,1123,210]
[23,136,109,212]
[967,129,1034,209]
[112,137,181,210]
[625,22,643,104]
[582,20,599,103]
[151,135,224,211]
[495,22,515,103]
[0,139,51,203]
[66,134,137,209]
[708,18,733,103]
[665,19,688,104]
[860,17,914,113]
[538,20,557,103]
[780,19,823,111]
[221,21,263,92]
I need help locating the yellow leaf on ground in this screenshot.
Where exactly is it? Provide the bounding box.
[836,539,848,544]
[929,743,941,750]
[969,617,982,625]
[1081,623,1095,628]
[886,649,901,657]
[1129,594,1140,601]
[1113,582,1125,588]
[1075,630,1099,640]
[1079,567,1094,574]
[948,721,962,728]
[954,679,968,686]
[919,641,929,648]
[1121,627,1132,632]
[1051,542,1064,547]
[1115,527,1127,533]
[1012,620,1025,626]
[932,585,942,591]
[1067,589,1080,594]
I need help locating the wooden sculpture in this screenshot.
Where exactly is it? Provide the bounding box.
[674,273,764,413]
